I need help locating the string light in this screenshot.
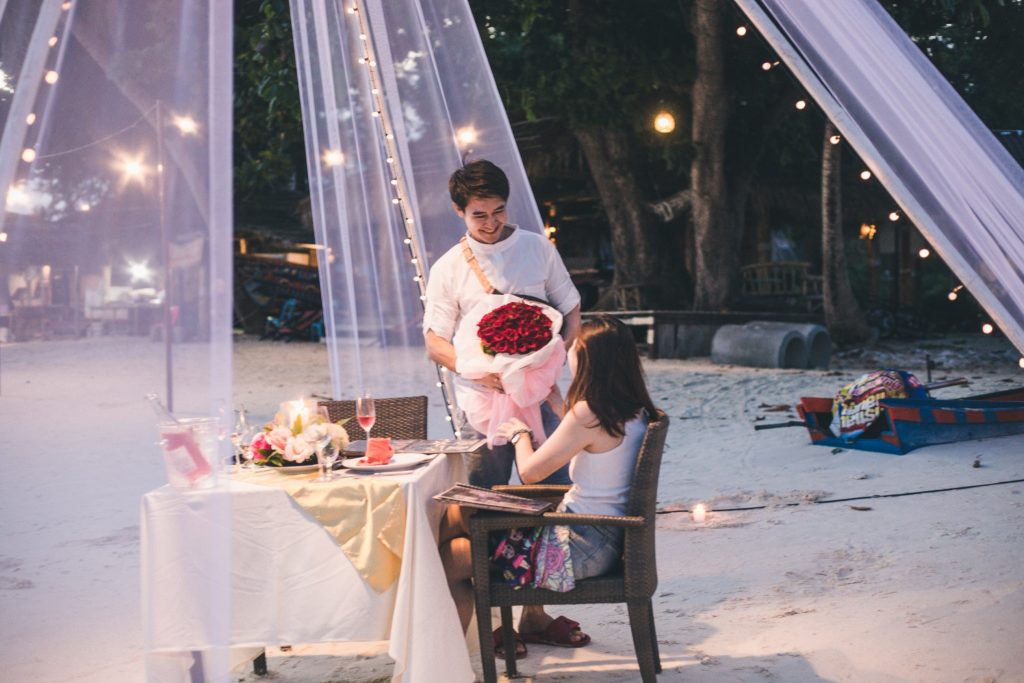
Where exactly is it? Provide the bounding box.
[25,113,36,125]
[44,70,59,84]
[829,134,841,145]
[889,211,901,221]
[795,100,807,110]
[61,1,71,9]
[0,232,7,243]
[171,115,199,135]
[736,26,748,36]
[948,284,963,301]
[347,0,460,435]
[918,248,930,258]
[860,170,872,180]
[21,148,36,163]
[982,323,994,335]
[48,36,58,47]
[1018,358,1024,369]
[761,60,780,71]
[322,149,345,167]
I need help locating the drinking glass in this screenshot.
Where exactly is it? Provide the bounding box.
[356,394,376,443]
[231,409,255,470]
[314,406,339,482]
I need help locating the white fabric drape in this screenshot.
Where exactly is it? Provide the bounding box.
[735,0,1024,352]
[1,2,234,680]
[289,0,542,434]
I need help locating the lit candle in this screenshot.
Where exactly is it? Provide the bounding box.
[692,503,707,523]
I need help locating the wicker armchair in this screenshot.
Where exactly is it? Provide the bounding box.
[468,411,669,683]
[317,395,428,439]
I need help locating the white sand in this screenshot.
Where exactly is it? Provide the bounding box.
[1,335,1022,682]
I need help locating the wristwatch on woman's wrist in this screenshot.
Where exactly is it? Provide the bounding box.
[509,428,533,446]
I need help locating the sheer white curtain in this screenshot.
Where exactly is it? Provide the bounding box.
[290,0,541,434]
[0,2,233,680]
[735,0,1024,352]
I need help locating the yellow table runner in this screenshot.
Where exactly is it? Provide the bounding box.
[234,468,407,592]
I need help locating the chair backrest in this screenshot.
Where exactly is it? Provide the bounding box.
[622,409,669,598]
[317,395,428,440]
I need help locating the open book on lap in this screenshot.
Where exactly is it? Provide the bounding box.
[433,483,554,515]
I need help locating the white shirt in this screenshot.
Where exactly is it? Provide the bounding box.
[561,414,648,517]
[422,226,580,341]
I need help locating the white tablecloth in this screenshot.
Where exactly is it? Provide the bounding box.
[141,455,473,683]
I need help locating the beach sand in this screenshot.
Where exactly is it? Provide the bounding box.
[1,334,1022,681]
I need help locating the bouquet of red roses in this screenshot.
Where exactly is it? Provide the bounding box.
[476,301,553,356]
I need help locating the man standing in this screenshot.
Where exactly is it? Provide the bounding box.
[423,159,581,487]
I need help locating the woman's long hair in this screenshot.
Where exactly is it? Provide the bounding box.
[565,315,657,437]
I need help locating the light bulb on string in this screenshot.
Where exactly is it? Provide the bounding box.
[1019,358,1024,369]
[889,211,901,222]
[918,248,930,259]
[171,115,199,135]
[322,149,344,167]
[795,100,807,110]
[25,113,36,125]
[860,170,872,180]
[982,323,994,335]
[404,238,412,245]
[44,70,59,84]
[736,26,748,36]
[455,126,479,147]
[829,135,841,145]
[21,148,36,163]
[947,285,963,301]
[48,36,58,47]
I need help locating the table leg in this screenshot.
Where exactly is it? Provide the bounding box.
[253,650,268,676]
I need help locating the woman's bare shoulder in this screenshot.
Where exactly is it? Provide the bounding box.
[567,401,599,428]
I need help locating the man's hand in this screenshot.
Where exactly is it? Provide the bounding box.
[477,372,504,393]
[545,384,566,418]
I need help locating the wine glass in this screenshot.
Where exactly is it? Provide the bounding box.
[356,394,376,444]
[313,406,339,482]
[231,409,255,470]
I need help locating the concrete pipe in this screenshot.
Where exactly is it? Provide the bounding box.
[741,321,832,369]
[711,324,808,369]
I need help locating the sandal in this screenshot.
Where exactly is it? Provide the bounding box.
[520,615,591,648]
[492,627,528,659]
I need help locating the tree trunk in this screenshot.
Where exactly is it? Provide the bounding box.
[821,122,871,343]
[690,0,737,311]
[574,127,667,306]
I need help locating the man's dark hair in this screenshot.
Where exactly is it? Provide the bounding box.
[448,159,509,210]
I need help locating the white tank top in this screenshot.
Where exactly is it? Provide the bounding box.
[560,413,648,517]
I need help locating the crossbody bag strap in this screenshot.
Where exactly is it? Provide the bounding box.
[459,236,501,295]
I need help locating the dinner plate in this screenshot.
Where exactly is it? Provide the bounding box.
[340,452,432,472]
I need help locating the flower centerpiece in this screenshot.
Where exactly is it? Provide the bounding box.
[249,398,349,467]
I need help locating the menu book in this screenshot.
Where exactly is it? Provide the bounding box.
[433,483,554,515]
[345,438,487,455]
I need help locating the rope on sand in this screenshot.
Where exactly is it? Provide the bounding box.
[656,477,1024,514]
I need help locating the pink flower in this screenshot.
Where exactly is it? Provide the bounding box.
[265,426,291,453]
[249,433,271,461]
[283,436,314,463]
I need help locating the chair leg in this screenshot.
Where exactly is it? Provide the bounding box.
[627,600,659,682]
[500,605,519,679]
[474,593,498,683]
[647,601,662,673]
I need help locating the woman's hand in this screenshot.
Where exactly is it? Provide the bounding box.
[477,372,504,393]
[495,417,530,443]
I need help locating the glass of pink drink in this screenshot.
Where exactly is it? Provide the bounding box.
[356,394,375,442]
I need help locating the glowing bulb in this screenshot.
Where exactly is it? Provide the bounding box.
[386,156,394,164]
[44,70,59,84]
[21,148,36,163]
[62,1,71,9]
[371,110,380,117]
[761,61,773,71]
[128,262,152,283]
[0,232,7,243]
[48,36,58,47]
[372,88,379,95]
[360,33,367,40]
[25,113,36,125]
[322,149,345,167]
[736,26,748,36]
[347,6,356,14]
[390,179,398,186]
[369,60,376,67]
[1019,357,1024,369]
[860,170,872,180]
[795,100,807,110]
[653,112,676,134]
[404,238,412,244]
[889,211,900,221]
[386,133,394,140]
[982,323,994,334]
[77,201,91,212]
[948,291,958,301]
[392,197,400,204]
[918,248,930,259]
[829,135,841,145]
[171,115,199,135]
[455,125,479,147]
[358,58,366,64]
[692,503,707,523]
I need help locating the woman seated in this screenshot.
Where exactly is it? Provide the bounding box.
[439,315,658,657]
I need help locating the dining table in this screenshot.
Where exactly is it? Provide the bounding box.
[141,447,476,683]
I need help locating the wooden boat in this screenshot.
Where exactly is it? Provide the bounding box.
[796,386,1024,454]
